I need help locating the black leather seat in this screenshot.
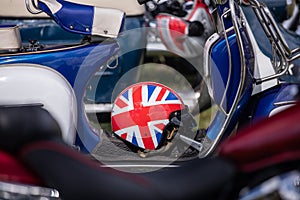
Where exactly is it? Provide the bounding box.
[0,105,62,154]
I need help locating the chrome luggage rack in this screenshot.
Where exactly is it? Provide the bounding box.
[211,0,300,85]
[200,0,249,157]
[25,0,43,14]
[247,0,300,84]
[213,0,247,116]
[200,0,300,157]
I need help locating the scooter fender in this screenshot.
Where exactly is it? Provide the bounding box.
[0,64,77,145]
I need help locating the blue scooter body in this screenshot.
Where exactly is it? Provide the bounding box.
[0,41,119,152]
[0,1,146,152]
[200,0,300,157]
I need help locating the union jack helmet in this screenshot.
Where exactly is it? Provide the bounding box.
[111,82,185,150]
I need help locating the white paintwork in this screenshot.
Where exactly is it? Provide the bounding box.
[0,64,77,145]
[92,7,125,38]
[269,104,294,117]
[0,26,22,51]
[203,32,220,99]
[40,0,62,14]
[242,12,278,95]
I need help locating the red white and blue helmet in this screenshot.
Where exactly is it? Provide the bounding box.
[111,82,185,150]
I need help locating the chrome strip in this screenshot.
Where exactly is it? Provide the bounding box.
[274,101,298,107]
[25,0,43,14]
[0,43,89,57]
[84,103,113,113]
[102,164,179,168]
[200,0,248,157]
[0,181,60,199]
[219,8,234,115]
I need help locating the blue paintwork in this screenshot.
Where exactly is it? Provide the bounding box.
[38,0,126,37]
[206,1,255,144]
[38,0,94,35]
[206,0,299,146]
[0,25,16,28]
[245,83,300,125]
[210,32,241,112]
[242,6,300,69]
[0,41,119,152]
[260,0,291,22]
[206,30,254,141]
[0,19,83,45]
[0,0,297,157]
[0,13,145,152]
[0,43,117,86]
[85,16,147,103]
[216,3,233,30]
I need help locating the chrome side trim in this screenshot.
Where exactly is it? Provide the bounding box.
[0,181,60,199]
[200,0,248,157]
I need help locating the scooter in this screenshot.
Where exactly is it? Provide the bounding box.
[0,83,299,200]
[0,0,146,115]
[0,0,126,153]
[199,0,300,157]
[0,0,300,199]
[4,0,297,162]
[133,0,300,160]
[36,0,299,168]
[42,0,300,171]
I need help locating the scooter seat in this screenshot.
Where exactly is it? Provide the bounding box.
[20,140,236,199]
[37,0,125,38]
[0,105,62,154]
[219,102,300,172]
[0,150,41,185]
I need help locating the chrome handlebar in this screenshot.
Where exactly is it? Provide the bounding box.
[25,0,42,14]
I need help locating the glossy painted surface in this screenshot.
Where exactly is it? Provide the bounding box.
[210,33,241,112]
[209,15,254,113]
[0,42,118,87]
[0,16,146,105]
[0,14,145,152]
[203,1,300,157]
[16,19,83,44]
[85,16,147,104]
[246,83,300,125]
[201,0,256,157]
[38,0,126,38]
[242,5,300,69]
[0,41,119,152]
[0,64,77,145]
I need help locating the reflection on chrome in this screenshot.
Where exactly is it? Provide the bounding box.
[0,181,60,200]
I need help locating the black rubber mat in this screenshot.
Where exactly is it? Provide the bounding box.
[92,131,199,165]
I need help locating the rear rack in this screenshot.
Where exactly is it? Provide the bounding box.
[200,0,300,158]
[248,0,300,83]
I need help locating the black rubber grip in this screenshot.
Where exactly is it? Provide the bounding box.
[137,0,151,5]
